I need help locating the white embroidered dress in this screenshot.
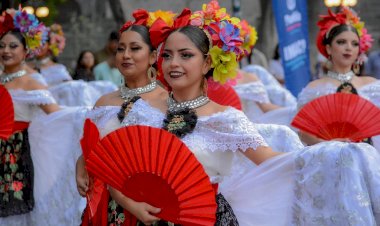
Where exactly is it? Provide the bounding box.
[86,98,380,226]
[0,88,87,226]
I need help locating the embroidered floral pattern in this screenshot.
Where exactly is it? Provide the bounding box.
[107,199,125,226]
[0,130,34,216]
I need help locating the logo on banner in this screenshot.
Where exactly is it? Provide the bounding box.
[286,0,296,11]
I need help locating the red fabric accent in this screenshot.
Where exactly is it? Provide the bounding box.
[212,183,219,195]
[119,9,149,33]
[149,8,192,49]
[316,8,351,58]
[0,13,15,36]
[13,121,29,133]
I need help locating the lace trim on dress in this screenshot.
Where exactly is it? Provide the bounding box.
[121,99,164,128]
[234,81,270,103]
[297,83,336,110]
[86,106,119,129]
[9,89,56,105]
[182,108,268,153]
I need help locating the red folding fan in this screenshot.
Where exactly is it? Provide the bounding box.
[80,119,109,226]
[0,85,14,140]
[85,125,217,225]
[291,93,380,142]
[208,84,242,110]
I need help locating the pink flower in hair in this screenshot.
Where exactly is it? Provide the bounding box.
[359,28,373,54]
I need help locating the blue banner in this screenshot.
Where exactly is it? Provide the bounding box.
[272,0,311,96]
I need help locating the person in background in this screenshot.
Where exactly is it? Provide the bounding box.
[93,49,123,86]
[94,31,119,65]
[72,50,96,81]
[364,39,380,79]
[268,44,285,84]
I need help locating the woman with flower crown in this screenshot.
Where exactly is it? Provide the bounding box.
[33,23,118,107]
[296,7,380,148]
[0,9,91,225]
[76,9,172,226]
[83,5,380,226]
[0,9,60,219]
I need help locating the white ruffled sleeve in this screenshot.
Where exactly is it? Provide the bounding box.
[234,81,270,103]
[9,89,56,105]
[183,108,268,153]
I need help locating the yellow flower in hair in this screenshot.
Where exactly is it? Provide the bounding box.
[352,21,364,36]
[228,17,241,27]
[209,46,239,84]
[147,10,176,27]
[25,36,42,50]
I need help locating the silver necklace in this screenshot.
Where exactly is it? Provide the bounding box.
[0,70,27,84]
[167,93,210,112]
[326,70,354,83]
[120,81,157,100]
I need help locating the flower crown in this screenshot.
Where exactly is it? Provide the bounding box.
[239,19,258,56]
[0,9,48,58]
[119,9,177,34]
[317,7,373,60]
[191,0,245,84]
[48,23,66,57]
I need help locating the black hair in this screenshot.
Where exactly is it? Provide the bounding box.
[1,30,27,50]
[123,25,154,52]
[176,25,213,79]
[75,50,95,70]
[323,24,359,46]
[273,44,280,60]
[108,31,120,41]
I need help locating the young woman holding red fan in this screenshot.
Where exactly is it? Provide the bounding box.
[295,7,380,146]
[76,9,170,226]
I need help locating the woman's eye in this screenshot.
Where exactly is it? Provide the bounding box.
[336,40,346,45]
[181,53,193,59]
[131,47,141,51]
[352,42,359,47]
[116,47,124,52]
[161,53,171,59]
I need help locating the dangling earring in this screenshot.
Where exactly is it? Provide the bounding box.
[353,60,361,75]
[325,54,333,71]
[201,78,208,96]
[147,65,157,82]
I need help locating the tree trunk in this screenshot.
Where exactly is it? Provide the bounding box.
[108,0,125,27]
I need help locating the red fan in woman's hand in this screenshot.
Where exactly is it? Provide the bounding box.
[80,119,109,226]
[85,125,217,225]
[0,85,14,140]
[208,84,242,110]
[291,93,380,141]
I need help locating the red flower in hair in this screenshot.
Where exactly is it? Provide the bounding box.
[149,8,191,49]
[119,9,149,33]
[0,13,15,36]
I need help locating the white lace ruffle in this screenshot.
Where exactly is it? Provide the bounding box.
[86,106,120,129]
[41,64,72,86]
[242,65,297,107]
[293,141,380,225]
[49,80,103,107]
[183,108,268,153]
[234,81,270,103]
[9,89,56,105]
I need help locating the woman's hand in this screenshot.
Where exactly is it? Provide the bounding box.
[108,187,161,225]
[75,156,89,197]
[128,200,161,225]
